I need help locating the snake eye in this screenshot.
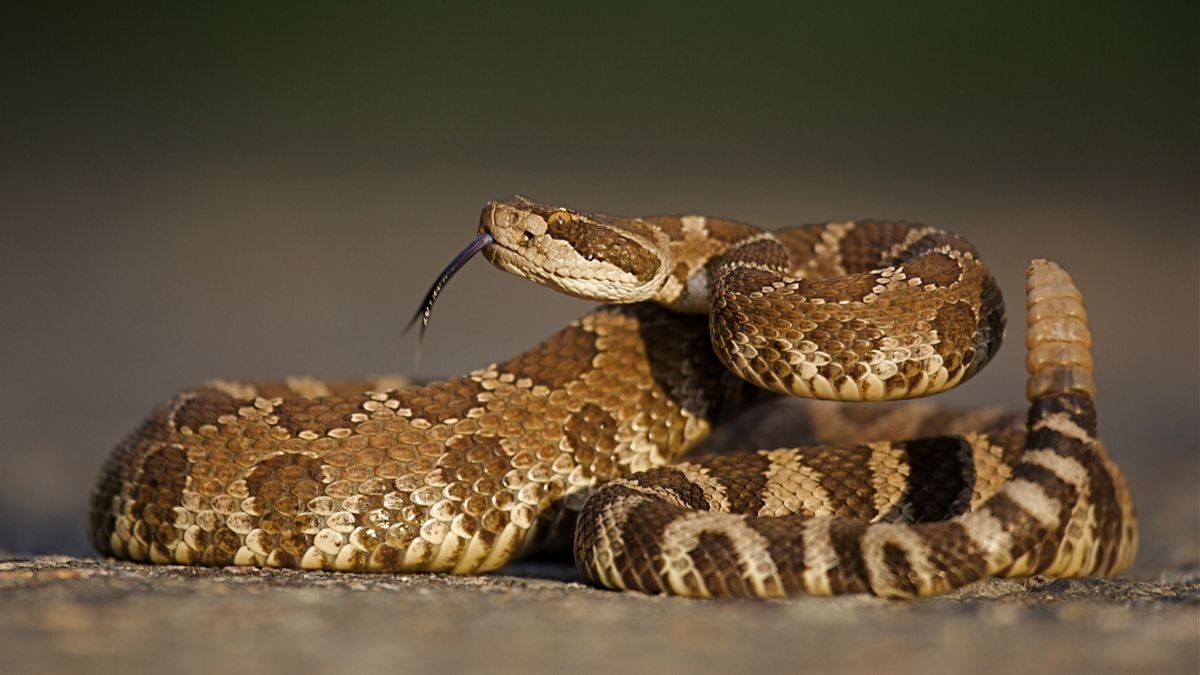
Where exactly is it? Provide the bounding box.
[547,210,572,227]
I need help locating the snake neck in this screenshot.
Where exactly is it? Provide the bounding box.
[641,215,764,313]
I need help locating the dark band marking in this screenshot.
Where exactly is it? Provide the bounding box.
[132,444,190,561]
[607,496,678,593]
[796,445,877,518]
[835,221,916,273]
[691,531,753,597]
[272,396,365,436]
[826,519,871,594]
[392,378,485,425]
[920,520,986,588]
[880,542,919,596]
[893,437,976,522]
[564,403,620,462]
[890,232,978,266]
[173,395,240,433]
[502,324,599,389]
[902,251,964,288]
[695,452,772,514]
[744,514,808,595]
[626,469,712,510]
[546,218,661,283]
[800,272,881,304]
[771,223,844,277]
[930,301,980,373]
[978,272,1007,365]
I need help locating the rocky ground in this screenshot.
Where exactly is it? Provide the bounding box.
[2,555,1197,675]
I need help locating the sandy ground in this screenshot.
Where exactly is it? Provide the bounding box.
[2,555,1197,675]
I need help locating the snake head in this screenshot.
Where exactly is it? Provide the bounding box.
[480,196,672,303]
[407,196,674,338]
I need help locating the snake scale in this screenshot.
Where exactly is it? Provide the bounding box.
[89,196,1137,598]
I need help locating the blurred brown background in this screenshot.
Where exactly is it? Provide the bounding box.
[1,4,1196,570]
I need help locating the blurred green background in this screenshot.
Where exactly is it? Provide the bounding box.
[2,3,1196,569]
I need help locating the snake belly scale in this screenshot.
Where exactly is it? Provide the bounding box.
[89,196,1136,598]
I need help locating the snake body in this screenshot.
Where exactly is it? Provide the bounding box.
[89,197,1136,597]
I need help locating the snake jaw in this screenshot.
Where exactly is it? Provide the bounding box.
[408,195,671,340]
[482,242,659,303]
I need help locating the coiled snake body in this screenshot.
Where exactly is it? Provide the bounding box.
[90,197,1136,598]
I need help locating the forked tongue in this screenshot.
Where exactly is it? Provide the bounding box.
[404,232,494,365]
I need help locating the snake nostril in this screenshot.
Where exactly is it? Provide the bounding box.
[523,230,534,241]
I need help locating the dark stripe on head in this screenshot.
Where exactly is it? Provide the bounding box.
[546,218,662,283]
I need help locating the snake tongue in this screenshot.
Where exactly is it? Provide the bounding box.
[405,231,495,338]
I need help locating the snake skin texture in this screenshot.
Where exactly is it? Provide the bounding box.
[89,197,1136,597]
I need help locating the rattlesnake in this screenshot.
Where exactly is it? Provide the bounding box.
[89,196,1136,598]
